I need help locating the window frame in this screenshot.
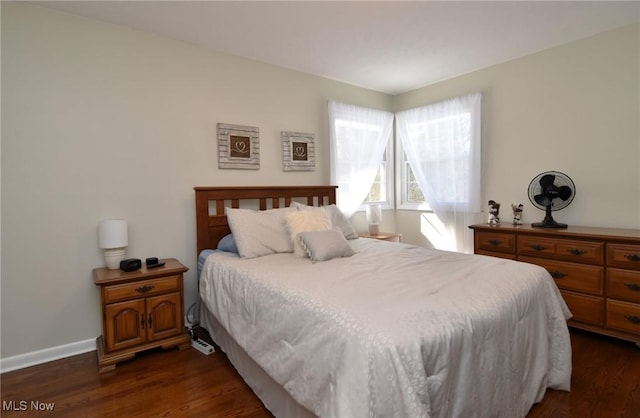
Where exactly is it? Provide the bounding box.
[396,136,430,211]
[359,139,394,211]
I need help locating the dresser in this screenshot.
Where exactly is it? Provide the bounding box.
[469,224,640,345]
[93,258,191,373]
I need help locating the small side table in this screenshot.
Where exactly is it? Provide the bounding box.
[93,258,190,373]
[359,232,402,243]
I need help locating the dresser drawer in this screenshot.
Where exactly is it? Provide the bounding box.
[562,291,604,326]
[606,300,640,336]
[607,243,640,270]
[475,250,517,260]
[607,268,640,303]
[104,275,181,303]
[518,236,603,265]
[520,256,604,296]
[476,231,516,255]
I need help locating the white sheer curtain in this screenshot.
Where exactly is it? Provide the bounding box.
[396,93,483,253]
[329,101,394,217]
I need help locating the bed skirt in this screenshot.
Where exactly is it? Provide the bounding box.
[200,306,316,418]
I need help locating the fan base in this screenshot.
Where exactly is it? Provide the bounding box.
[532,220,568,229]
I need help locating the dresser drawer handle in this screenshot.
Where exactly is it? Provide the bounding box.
[531,245,546,251]
[624,254,640,262]
[624,283,640,292]
[488,240,502,246]
[567,248,586,256]
[624,315,640,325]
[135,285,155,294]
[549,270,568,279]
[140,314,146,329]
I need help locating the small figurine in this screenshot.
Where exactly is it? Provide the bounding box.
[512,204,524,225]
[488,200,501,225]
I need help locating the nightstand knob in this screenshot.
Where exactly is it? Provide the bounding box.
[624,315,640,325]
[135,285,155,294]
[488,239,501,246]
[567,248,586,256]
[531,245,546,251]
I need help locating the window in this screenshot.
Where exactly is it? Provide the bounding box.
[329,101,394,216]
[396,92,482,253]
[363,142,393,209]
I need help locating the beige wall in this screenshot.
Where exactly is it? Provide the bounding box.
[2,2,639,362]
[394,23,640,240]
[0,3,391,358]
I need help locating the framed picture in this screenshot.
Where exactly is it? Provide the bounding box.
[217,123,260,169]
[282,131,315,171]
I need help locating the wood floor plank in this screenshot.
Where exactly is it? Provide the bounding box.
[1,329,638,417]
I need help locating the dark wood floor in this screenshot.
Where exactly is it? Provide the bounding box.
[1,328,638,417]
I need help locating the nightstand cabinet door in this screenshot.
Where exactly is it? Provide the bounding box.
[105,299,147,352]
[93,258,191,373]
[147,292,182,342]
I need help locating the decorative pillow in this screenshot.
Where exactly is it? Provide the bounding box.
[217,233,238,254]
[285,210,332,257]
[323,204,358,240]
[298,229,356,262]
[226,207,296,258]
[290,202,358,240]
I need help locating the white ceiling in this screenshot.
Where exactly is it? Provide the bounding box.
[31,1,640,95]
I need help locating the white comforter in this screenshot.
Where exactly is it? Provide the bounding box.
[200,239,572,418]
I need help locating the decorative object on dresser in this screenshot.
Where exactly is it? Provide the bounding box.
[282,131,315,171]
[365,203,382,235]
[512,203,524,225]
[93,258,191,373]
[98,219,128,269]
[528,171,575,228]
[487,200,501,224]
[217,123,260,170]
[358,232,402,243]
[470,223,640,346]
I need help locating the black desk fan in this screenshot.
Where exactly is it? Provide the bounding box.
[528,171,576,228]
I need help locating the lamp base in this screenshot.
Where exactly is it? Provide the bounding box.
[104,248,126,270]
[368,224,380,236]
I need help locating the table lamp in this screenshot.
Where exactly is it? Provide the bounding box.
[98,219,128,269]
[366,204,382,236]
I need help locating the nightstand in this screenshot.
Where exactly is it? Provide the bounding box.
[359,232,402,243]
[93,258,191,373]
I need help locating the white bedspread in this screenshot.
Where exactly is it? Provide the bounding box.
[200,239,572,418]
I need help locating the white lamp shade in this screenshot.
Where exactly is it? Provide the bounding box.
[98,220,128,249]
[366,204,382,224]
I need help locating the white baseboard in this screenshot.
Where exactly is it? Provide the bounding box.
[0,338,97,374]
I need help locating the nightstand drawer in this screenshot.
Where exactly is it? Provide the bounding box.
[476,231,516,254]
[104,275,181,303]
[606,300,640,336]
[518,236,603,264]
[520,256,604,296]
[607,244,640,270]
[607,268,640,303]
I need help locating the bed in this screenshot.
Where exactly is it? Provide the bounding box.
[194,185,572,418]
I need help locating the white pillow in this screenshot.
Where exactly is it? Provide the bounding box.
[226,207,296,258]
[285,210,331,257]
[298,229,356,262]
[290,202,358,240]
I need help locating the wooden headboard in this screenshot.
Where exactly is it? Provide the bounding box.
[194,185,338,255]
